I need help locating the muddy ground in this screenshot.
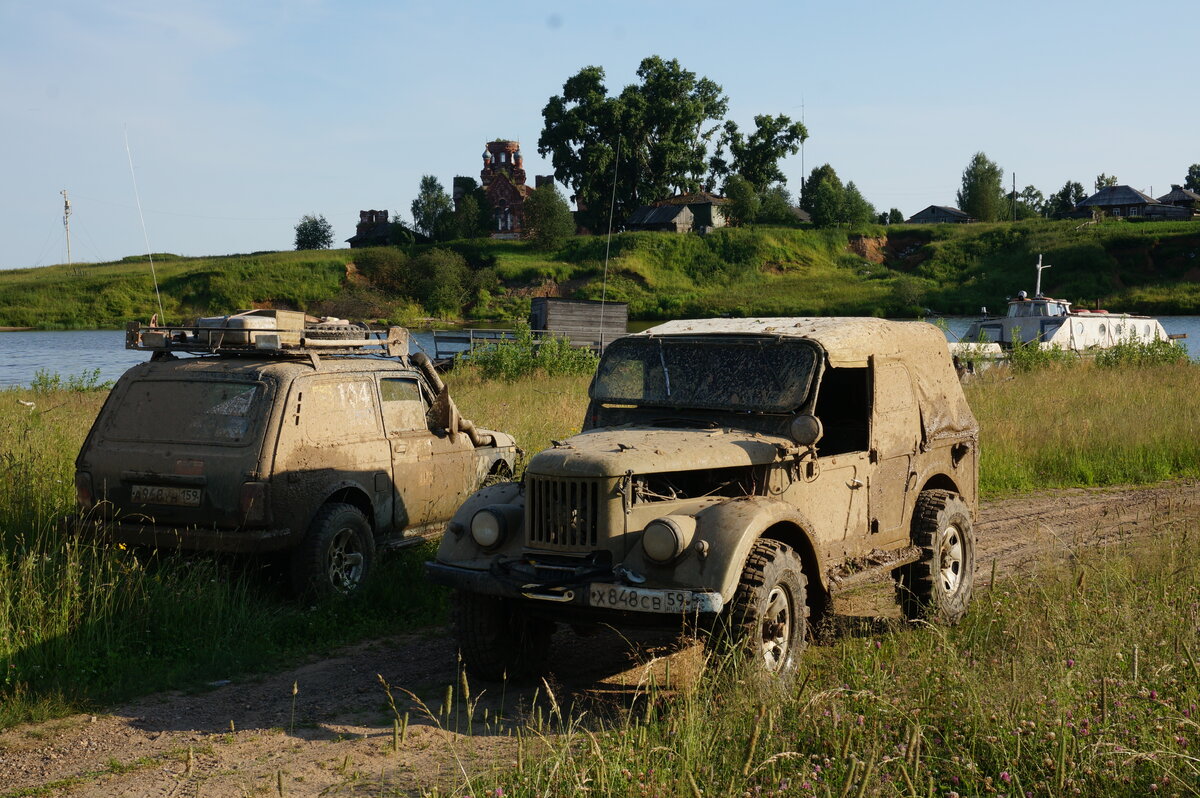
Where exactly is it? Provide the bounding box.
[2,481,1197,797]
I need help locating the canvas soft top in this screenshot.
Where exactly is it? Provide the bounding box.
[634,317,978,445]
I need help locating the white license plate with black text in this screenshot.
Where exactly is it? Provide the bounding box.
[131,484,202,507]
[588,583,692,613]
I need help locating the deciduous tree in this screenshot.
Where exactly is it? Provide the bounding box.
[757,184,796,225]
[956,152,1005,222]
[539,57,727,232]
[294,214,333,250]
[722,175,760,227]
[799,164,839,214]
[1095,173,1118,192]
[842,182,875,226]
[1047,181,1086,218]
[1185,164,1200,193]
[522,184,575,250]
[716,115,807,192]
[411,176,454,240]
[888,208,905,224]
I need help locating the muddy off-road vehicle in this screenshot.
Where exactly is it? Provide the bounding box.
[74,314,517,596]
[428,318,978,679]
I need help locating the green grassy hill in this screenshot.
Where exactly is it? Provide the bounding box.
[2,219,1198,329]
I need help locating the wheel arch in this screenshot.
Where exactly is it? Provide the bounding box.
[325,486,376,530]
[919,472,960,497]
[758,520,829,621]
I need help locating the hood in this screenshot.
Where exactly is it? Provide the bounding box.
[527,427,789,478]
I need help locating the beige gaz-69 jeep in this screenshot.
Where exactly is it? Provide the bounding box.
[75,316,517,597]
[427,318,978,679]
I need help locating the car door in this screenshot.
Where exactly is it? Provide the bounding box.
[869,357,920,543]
[379,374,474,536]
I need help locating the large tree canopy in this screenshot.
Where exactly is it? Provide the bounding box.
[410,175,454,240]
[711,115,807,192]
[294,214,333,250]
[539,56,804,231]
[956,152,1005,222]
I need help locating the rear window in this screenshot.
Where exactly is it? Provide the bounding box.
[105,380,263,445]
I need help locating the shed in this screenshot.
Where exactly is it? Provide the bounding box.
[906,205,973,224]
[530,297,628,350]
[626,204,694,233]
[1157,185,1200,211]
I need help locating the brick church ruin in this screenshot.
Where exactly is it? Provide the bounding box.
[456,140,554,238]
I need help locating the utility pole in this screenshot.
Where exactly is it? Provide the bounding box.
[1011,173,1016,221]
[61,189,73,269]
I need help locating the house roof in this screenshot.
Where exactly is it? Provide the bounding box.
[908,205,969,221]
[1157,185,1200,204]
[654,191,729,207]
[626,204,692,226]
[1077,185,1159,207]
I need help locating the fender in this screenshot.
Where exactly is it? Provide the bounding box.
[434,481,524,564]
[620,497,824,602]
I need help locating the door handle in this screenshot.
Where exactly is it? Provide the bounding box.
[393,442,408,454]
[848,478,864,489]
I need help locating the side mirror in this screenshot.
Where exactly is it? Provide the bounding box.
[789,414,823,447]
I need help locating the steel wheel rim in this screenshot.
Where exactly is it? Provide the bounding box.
[327,527,365,591]
[939,524,964,595]
[760,585,793,672]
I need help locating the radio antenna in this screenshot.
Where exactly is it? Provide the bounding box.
[60,189,75,274]
[124,127,166,323]
[598,135,621,351]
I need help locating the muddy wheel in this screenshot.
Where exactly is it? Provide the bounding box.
[291,503,375,598]
[898,490,975,623]
[452,591,554,681]
[726,539,808,678]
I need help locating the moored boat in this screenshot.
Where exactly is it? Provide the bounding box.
[948,255,1182,365]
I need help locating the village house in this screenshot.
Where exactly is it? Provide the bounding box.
[906,205,973,224]
[1076,185,1193,221]
[625,191,730,233]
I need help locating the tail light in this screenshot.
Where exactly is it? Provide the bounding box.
[75,471,94,509]
[240,481,268,525]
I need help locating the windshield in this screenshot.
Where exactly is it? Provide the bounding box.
[105,380,263,445]
[590,336,818,413]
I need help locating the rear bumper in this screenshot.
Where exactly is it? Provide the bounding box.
[70,515,296,554]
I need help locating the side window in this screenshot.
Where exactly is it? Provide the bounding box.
[303,378,380,443]
[381,377,427,433]
[813,366,869,455]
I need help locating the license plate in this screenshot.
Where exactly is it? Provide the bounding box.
[131,484,202,507]
[588,583,693,613]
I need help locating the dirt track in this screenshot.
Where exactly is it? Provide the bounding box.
[2,480,1197,797]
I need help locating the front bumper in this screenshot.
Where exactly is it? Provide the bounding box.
[425,557,724,616]
[70,515,295,554]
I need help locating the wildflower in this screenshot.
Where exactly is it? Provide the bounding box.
[1000,771,1011,784]
[1065,658,1075,668]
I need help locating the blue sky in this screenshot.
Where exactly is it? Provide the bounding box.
[1,0,1195,269]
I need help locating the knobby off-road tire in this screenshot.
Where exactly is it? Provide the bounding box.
[898,489,975,624]
[452,591,554,682]
[291,503,375,598]
[305,323,370,341]
[725,539,808,678]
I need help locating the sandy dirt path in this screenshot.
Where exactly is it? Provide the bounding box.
[2,480,1197,797]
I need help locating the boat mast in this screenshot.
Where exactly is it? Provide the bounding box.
[1034,254,1051,297]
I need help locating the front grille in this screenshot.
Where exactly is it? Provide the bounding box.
[526,476,604,549]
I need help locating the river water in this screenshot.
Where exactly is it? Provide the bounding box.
[1,317,1198,388]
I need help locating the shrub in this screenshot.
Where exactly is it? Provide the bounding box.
[1094,336,1190,368]
[462,321,598,380]
[29,368,112,394]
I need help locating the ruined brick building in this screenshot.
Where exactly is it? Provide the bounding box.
[457,140,554,238]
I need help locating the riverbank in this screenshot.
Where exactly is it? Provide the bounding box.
[2,220,1198,329]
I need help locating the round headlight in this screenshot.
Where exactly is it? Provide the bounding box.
[642,515,697,563]
[470,509,504,549]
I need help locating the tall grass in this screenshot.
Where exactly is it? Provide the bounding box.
[455,525,1200,797]
[966,361,1200,495]
[2,356,1198,729]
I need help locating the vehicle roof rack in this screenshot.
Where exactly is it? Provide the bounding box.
[125,319,408,359]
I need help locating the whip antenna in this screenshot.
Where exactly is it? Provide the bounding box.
[124,127,166,323]
[598,135,620,351]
